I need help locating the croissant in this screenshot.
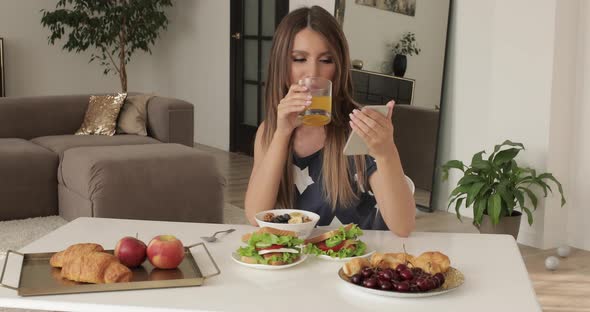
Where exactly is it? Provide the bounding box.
[50,243,104,268]
[343,257,370,277]
[410,251,451,274]
[370,252,415,269]
[61,251,132,284]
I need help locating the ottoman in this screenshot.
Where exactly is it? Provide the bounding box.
[58,143,224,223]
[0,138,58,220]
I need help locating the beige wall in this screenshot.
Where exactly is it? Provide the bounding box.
[0,0,154,96]
[151,1,230,150]
[0,0,230,151]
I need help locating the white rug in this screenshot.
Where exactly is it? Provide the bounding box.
[0,203,248,312]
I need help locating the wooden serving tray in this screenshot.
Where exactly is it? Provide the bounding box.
[0,243,219,296]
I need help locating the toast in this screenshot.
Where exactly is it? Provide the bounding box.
[304,223,355,244]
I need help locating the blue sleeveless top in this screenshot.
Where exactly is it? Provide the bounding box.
[292,150,389,230]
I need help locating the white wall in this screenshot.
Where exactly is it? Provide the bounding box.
[342,0,449,109]
[0,0,154,96]
[435,0,589,250]
[0,0,230,151]
[151,1,230,150]
[568,1,590,250]
[290,0,335,12]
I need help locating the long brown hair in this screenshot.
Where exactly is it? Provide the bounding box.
[262,6,367,210]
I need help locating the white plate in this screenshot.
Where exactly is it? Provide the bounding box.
[231,252,308,270]
[338,267,465,298]
[316,249,376,262]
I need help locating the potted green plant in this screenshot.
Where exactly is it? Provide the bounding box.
[41,0,173,92]
[441,140,566,239]
[390,32,421,77]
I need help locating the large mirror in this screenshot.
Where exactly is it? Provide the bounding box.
[335,0,451,211]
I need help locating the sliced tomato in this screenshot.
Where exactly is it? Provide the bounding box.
[316,240,346,252]
[256,244,285,251]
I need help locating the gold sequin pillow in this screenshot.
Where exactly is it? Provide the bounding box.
[75,93,127,136]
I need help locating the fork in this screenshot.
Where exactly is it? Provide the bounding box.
[200,229,236,242]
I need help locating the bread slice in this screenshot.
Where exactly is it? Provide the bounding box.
[241,227,298,243]
[304,223,355,244]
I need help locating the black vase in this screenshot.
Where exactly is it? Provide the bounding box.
[393,54,407,77]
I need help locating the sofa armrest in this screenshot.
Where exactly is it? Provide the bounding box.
[146,96,194,147]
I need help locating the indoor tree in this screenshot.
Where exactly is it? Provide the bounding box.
[41,0,173,92]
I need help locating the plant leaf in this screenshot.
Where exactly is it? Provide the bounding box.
[497,182,515,213]
[522,206,534,225]
[493,148,521,166]
[441,160,465,180]
[514,189,526,209]
[450,184,471,198]
[472,159,491,171]
[519,187,538,209]
[487,193,502,225]
[458,175,483,186]
[453,197,465,222]
[471,150,485,165]
[466,182,485,208]
[538,173,567,206]
[473,198,486,226]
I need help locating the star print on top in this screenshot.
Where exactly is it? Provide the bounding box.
[292,149,389,230]
[293,165,315,194]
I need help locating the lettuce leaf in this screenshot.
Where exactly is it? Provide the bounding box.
[324,224,364,247]
[345,224,363,239]
[246,232,303,248]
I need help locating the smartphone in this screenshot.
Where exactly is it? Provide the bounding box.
[343,105,390,155]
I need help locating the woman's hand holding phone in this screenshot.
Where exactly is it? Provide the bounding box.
[345,101,397,159]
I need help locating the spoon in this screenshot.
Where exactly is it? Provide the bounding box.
[201,229,236,242]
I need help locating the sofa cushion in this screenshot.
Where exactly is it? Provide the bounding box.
[0,138,58,220]
[59,144,224,223]
[75,93,127,136]
[31,134,160,160]
[117,94,153,136]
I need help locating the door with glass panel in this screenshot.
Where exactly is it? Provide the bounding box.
[230,0,289,155]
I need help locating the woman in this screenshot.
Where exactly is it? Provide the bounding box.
[244,6,415,237]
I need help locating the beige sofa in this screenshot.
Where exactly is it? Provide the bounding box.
[0,95,223,223]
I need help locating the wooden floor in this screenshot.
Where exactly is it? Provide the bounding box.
[196,144,590,311]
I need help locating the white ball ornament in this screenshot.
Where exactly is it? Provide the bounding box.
[557,245,571,258]
[545,256,560,271]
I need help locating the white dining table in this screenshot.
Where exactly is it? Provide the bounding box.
[0,217,540,311]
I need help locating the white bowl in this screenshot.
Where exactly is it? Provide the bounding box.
[255,209,320,239]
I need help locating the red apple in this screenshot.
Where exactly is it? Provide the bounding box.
[115,236,147,268]
[147,235,185,269]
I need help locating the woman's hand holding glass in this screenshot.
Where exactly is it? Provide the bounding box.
[276,84,311,137]
[348,101,397,160]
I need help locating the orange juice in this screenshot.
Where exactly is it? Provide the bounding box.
[301,95,331,126]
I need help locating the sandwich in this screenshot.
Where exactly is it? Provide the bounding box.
[304,224,367,258]
[237,227,304,265]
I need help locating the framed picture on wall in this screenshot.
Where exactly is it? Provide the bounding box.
[0,37,4,97]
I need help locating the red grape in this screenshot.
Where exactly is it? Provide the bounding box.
[395,263,408,273]
[399,269,414,281]
[380,281,393,291]
[396,281,410,292]
[363,277,378,289]
[350,274,363,285]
